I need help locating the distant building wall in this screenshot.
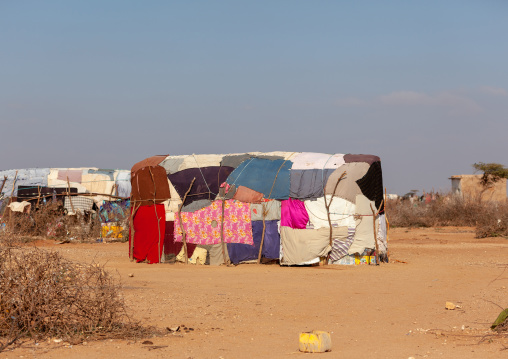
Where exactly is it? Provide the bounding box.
[450,174,507,202]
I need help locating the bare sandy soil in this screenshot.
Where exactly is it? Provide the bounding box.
[1,227,507,359]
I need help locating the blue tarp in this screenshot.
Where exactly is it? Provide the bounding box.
[226,158,292,200]
[0,168,50,197]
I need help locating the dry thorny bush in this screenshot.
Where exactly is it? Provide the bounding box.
[4,201,121,243]
[386,196,508,238]
[0,245,159,352]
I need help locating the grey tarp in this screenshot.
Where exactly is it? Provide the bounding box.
[290,169,337,200]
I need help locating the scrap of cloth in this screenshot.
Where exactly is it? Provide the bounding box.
[280,198,309,229]
[226,158,292,200]
[99,199,130,223]
[64,196,94,213]
[324,162,370,203]
[8,201,31,213]
[57,169,83,183]
[227,220,280,264]
[343,154,380,165]
[356,161,384,209]
[280,226,335,265]
[130,204,166,264]
[233,185,263,203]
[163,221,197,256]
[348,194,378,255]
[289,153,345,200]
[168,166,234,205]
[160,154,225,174]
[174,200,254,245]
[250,200,281,221]
[304,195,356,229]
[329,227,355,261]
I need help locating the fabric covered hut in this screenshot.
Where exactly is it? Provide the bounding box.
[129,152,387,265]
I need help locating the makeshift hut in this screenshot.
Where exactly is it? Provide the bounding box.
[0,168,131,238]
[129,152,387,265]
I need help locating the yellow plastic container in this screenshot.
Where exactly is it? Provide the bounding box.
[299,330,332,353]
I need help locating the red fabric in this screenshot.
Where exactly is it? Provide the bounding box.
[129,204,165,264]
[163,221,196,256]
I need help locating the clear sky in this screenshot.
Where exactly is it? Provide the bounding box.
[1,1,507,195]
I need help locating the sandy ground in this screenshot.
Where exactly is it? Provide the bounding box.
[1,227,507,359]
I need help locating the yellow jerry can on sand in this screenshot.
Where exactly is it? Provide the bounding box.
[299,330,332,353]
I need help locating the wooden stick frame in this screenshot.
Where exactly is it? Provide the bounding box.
[177,178,196,264]
[369,199,384,266]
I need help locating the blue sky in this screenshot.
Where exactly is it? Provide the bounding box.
[1,1,507,195]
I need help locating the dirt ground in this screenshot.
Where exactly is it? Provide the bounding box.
[1,227,507,359]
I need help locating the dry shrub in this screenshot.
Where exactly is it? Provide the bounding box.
[0,246,157,351]
[386,196,508,238]
[4,202,102,243]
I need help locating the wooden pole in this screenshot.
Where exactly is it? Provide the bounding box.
[129,201,141,261]
[257,202,268,264]
[177,178,195,264]
[220,199,229,265]
[384,187,390,262]
[370,199,384,266]
[66,176,75,214]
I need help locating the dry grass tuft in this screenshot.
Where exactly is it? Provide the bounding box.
[386,196,508,238]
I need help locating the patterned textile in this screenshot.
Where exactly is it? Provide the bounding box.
[174,200,253,245]
[99,199,130,223]
[64,196,94,213]
[329,227,355,261]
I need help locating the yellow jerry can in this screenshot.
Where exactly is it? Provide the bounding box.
[298,330,332,353]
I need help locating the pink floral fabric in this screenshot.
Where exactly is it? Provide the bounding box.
[174,200,253,245]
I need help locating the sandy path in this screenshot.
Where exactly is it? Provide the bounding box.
[1,227,507,358]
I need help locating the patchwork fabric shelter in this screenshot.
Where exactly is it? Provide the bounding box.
[0,167,132,239]
[128,152,388,265]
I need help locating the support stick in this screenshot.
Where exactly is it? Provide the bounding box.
[177,178,195,264]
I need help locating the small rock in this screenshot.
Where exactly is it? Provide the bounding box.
[128,273,134,277]
[53,339,63,343]
[142,340,153,345]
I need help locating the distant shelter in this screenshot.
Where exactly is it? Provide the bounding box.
[450,174,507,202]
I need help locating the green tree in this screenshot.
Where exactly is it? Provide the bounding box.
[472,162,508,194]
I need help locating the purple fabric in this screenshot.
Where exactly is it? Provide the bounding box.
[280,198,309,229]
[227,220,280,264]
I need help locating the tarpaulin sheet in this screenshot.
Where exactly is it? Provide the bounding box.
[344,154,380,165]
[227,220,280,264]
[226,158,292,200]
[168,166,234,205]
[0,168,50,197]
[130,204,165,263]
[115,171,132,198]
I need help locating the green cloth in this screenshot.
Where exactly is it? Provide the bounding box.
[491,308,508,330]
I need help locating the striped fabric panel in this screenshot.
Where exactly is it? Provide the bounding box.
[329,227,355,261]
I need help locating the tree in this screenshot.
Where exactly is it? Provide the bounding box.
[472,162,508,188]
